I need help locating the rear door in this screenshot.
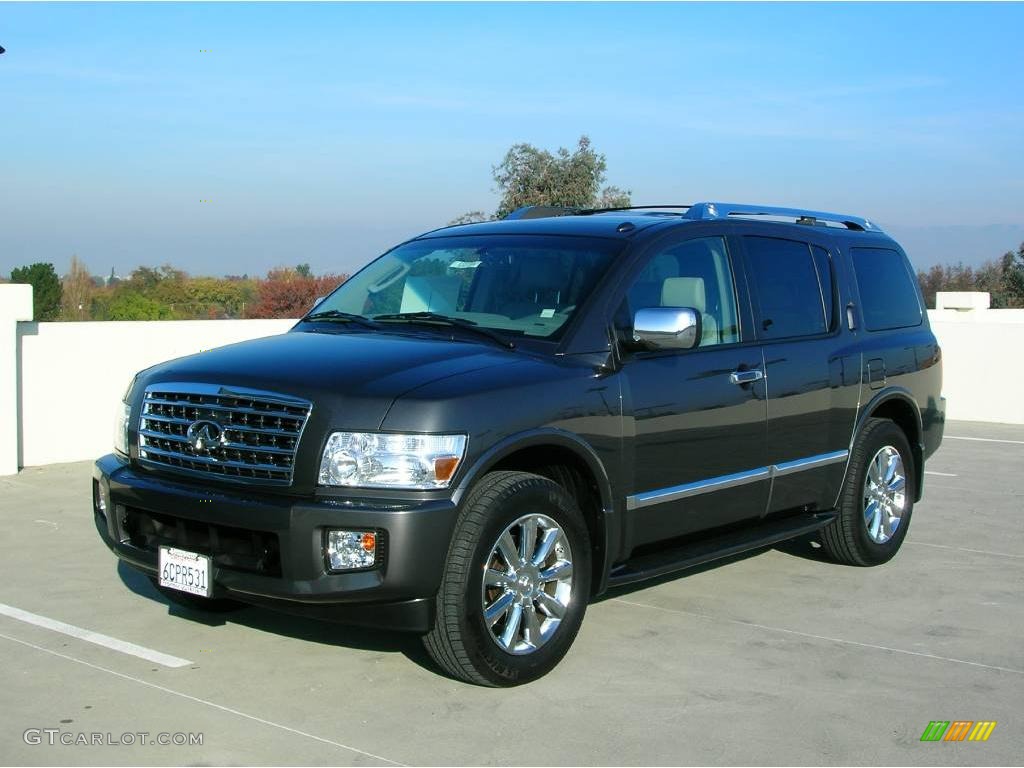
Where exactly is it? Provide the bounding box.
[737,231,861,515]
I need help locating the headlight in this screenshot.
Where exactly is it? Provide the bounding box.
[318,432,467,489]
[114,401,131,456]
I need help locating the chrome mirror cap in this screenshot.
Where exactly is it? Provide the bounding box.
[632,307,701,350]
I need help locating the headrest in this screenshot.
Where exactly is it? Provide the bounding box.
[661,277,707,313]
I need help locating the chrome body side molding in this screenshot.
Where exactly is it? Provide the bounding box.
[626,450,850,511]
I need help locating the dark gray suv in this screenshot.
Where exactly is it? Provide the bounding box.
[93,202,945,685]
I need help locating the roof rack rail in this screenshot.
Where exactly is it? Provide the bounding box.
[684,202,879,232]
[504,205,580,220]
[504,202,879,232]
[506,204,692,220]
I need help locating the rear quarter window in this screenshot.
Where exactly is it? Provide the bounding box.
[851,247,923,331]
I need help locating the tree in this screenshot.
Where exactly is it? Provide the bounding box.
[105,291,176,321]
[493,136,631,218]
[61,255,96,321]
[447,211,490,226]
[453,135,632,222]
[249,268,349,319]
[916,242,1024,309]
[9,262,63,320]
[1002,243,1024,307]
[295,263,312,278]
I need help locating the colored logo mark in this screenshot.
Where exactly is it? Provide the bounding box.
[920,721,997,742]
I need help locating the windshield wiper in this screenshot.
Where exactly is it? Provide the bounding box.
[302,310,380,329]
[372,312,515,350]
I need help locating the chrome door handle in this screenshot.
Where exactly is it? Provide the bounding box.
[729,370,764,385]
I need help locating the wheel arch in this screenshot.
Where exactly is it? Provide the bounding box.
[855,388,925,502]
[452,430,617,596]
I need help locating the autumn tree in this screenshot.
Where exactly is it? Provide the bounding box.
[9,262,63,320]
[451,135,631,224]
[249,268,349,319]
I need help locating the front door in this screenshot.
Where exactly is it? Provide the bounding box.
[615,233,769,548]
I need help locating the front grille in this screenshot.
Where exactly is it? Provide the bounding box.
[138,383,312,485]
[122,506,282,577]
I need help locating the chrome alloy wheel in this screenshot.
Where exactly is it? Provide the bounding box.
[863,445,907,544]
[481,514,574,655]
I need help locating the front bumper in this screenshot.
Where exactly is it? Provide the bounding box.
[93,454,460,632]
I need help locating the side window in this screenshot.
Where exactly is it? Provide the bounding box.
[624,236,740,347]
[744,237,827,339]
[851,247,923,331]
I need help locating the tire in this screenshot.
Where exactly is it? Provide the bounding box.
[150,578,243,613]
[423,471,591,686]
[821,417,915,566]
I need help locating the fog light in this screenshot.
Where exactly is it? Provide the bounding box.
[93,479,108,516]
[326,529,378,571]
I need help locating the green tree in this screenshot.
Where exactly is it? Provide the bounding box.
[295,263,312,278]
[1002,243,1024,307]
[105,290,176,320]
[452,135,631,223]
[493,135,631,218]
[9,262,63,320]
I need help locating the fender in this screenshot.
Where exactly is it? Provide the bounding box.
[451,427,619,596]
[837,386,925,505]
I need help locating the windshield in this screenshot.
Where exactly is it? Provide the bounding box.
[308,235,622,340]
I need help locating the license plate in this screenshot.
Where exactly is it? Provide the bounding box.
[158,547,212,598]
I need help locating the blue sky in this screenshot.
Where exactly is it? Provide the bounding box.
[1,1,1022,278]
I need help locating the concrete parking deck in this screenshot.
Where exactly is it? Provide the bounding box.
[1,420,1021,766]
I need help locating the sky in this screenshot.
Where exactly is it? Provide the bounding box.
[1,1,1022,278]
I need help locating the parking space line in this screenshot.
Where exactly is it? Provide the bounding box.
[0,602,192,669]
[906,541,1024,559]
[611,599,1024,675]
[946,435,1024,445]
[924,470,957,477]
[0,631,405,766]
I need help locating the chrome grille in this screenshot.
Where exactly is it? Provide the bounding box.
[137,384,312,485]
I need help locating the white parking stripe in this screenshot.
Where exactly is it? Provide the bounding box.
[946,435,1024,445]
[612,599,1024,676]
[0,632,404,766]
[0,603,192,669]
[924,470,957,477]
[906,541,1024,559]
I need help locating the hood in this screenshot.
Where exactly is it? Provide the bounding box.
[138,328,519,431]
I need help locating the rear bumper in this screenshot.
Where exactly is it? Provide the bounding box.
[93,454,460,632]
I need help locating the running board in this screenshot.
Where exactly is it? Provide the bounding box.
[607,512,837,589]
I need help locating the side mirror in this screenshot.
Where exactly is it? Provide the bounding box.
[632,307,701,350]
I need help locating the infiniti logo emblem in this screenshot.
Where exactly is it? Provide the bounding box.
[186,420,225,455]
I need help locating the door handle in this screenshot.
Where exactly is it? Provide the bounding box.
[729,370,764,385]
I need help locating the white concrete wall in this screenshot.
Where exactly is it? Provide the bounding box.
[16,317,294,469]
[3,281,1024,474]
[1,285,34,475]
[927,308,1024,425]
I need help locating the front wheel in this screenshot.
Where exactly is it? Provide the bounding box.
[423,471,591,686]
[821,418,915,566]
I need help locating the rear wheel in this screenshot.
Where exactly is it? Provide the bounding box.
[423,471,591,686]
[821,417,915,566]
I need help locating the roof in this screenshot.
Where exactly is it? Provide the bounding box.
[416,202,886,243]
